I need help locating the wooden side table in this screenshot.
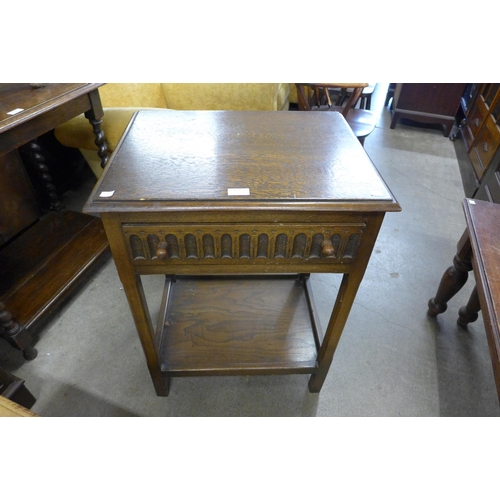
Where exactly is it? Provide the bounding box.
[428,199,500,402]
[84,110,401,396]
[0,84,110,358]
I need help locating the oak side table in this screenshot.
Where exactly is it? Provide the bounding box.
[84,109,401,396]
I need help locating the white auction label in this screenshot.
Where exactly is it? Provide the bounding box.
[7,108,24,115]
[227,188,250,196]
[99,190,115,198]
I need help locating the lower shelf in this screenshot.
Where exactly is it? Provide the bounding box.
[0,210,110,332]
[158,275,320,376]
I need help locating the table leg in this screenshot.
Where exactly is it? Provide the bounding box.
[25,140,64,211]
[100,215,169,396]
[457,285,481,327]
[308,272,364,393]
[85,89,110,168]
[309,214,385,393]
[427,229,473,317]
[87,116,110,168]
[124,273,170,396]
[0,302,37,360]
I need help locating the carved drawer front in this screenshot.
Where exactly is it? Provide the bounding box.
[122,223,366,265]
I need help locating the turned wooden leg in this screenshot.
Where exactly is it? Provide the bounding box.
[428,229,472,317]
[457,285,481,327]
[0,302,37,360]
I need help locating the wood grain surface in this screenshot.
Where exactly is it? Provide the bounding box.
[464,199,500,398]
[86,110,399,213]
[159,276,318,374]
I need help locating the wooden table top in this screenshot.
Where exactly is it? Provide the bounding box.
[0,83,102,133]
[85,109,400,214]
[463,199,500,374]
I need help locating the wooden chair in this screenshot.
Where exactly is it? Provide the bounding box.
[331,84,376,110]
[295,83,377,145]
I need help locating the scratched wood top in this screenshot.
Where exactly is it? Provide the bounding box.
[86,109,400,213]
[0,83,101,133]
[463,199,500,378]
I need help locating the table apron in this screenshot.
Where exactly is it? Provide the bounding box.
[0,94,93,155]
[121,222,367,267]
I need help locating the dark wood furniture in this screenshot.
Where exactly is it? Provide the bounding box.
[0,367,36,409]
[328,85,376,110]
[0,395,38,417]
[0,84,110,359]
[84,109,401,396]
[428,199,500,402]
[295,83,377,145]
[385,83,396,108]
[453,84,500,200]
[390,83,466,137]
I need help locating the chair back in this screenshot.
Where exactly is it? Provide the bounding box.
[295,83,368,117]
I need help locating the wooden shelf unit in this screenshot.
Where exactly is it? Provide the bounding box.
[454,84,500,203]
[390,83,466,137]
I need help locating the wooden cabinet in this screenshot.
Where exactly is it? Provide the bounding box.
[390,83,466,137]
[467,84,500,181]
[454,84,500,202]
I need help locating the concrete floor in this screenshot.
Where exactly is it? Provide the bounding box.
[3,85,500,417]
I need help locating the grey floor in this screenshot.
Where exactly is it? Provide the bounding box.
[3,84,500,417]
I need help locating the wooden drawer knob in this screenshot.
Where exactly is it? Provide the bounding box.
[321,238,335,257]
[156,242,168,260]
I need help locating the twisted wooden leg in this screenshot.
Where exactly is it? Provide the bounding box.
[88,117,110,168]
[84,88,110,169]
[26,140,64,211]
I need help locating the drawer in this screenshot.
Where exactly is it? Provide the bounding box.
[483,171,500,204]
[466,104,487,144]
[485,111,500,147]
[122,222,366,266]
[473,126,496,175]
